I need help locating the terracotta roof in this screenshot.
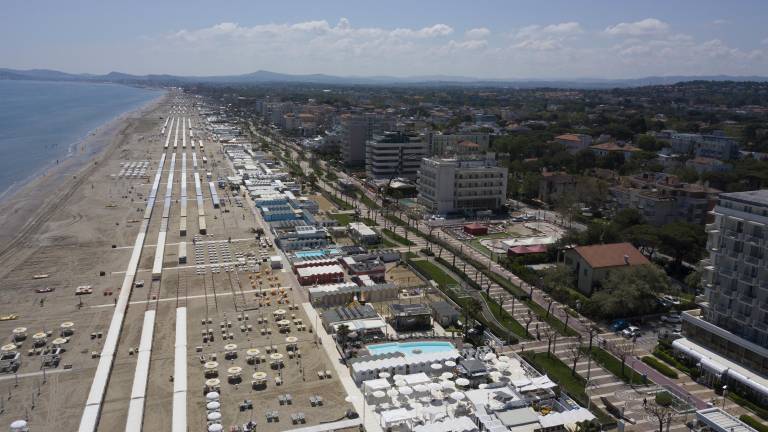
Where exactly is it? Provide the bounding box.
[573,242,649,269]
[458,140,481,148]
[590,142,640,152]
[555,134,582,141]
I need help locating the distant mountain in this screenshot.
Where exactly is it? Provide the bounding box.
[2,67,768,89]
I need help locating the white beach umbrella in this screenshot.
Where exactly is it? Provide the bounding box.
[205,391,220,401]
[207,411,222,421]
[449,391,466,401]
[398,386,413,395]
[455,378,470,387]
[206,401,220,410]
[372,390,386,399]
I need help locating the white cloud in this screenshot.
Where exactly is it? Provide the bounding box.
[712,19,730,25]
[604,18,669,36]
[762,37,768,45]
[126,17,768,78]
[465,27,491,39]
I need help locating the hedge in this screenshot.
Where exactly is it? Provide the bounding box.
[740,415,768,432]
[642,356,679,379]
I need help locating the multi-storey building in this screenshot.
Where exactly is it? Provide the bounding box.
[365,132,428,180]
[417,155,508,215]
[675,190,768,403]
[669,131,740,160]
[609,173,720,225]
[340,114,369,166]
[426,132,490,156]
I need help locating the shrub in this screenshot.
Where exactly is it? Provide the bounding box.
[655,392,674,407]
[741,415,768,432]
[642,356,679,378]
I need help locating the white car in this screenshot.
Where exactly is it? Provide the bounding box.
[622,326,641,338]
[661,314,682,324]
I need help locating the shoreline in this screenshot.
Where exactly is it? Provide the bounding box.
[0,91,169,262]
[0,89,167,204]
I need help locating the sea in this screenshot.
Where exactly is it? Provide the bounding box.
[0,80,163,199]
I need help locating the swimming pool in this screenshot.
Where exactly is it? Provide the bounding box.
[366,341,455,356]
[294,248,341,259]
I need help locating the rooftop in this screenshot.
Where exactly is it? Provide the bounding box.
[590,142,641,152]
[572,242,650,268]
[721,189,768,206]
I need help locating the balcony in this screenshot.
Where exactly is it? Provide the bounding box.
[745,255,760,265]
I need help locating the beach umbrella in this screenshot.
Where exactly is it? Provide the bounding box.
[412,384,427,393]
[204,361,219,370]
[372,390,386,399]
[227,366,242,375]
[378,371,391,379]
[442,381,455,390]
[246,348,260,357]
[398,386,413,395]
[478,383,489,389]
[224,343,238,351]
[285,336,298,344]
[386,388,399,398]
[52,337,67,346]
[1,344,17,352]
[207,411,222,421]
[455,378,470,387]
[205,391,220,401]
[252,371,267,380]
[444,360,456,368]
[270,353,284,361]
[484,353,497,361]
[206,401,220,410]
[440,372,454,380]
[205,378,221,387]
[449,391,466,401]
[208,424,223,432]
[395,379,407,387]
[428,382,443,392]
[430,363,442,372]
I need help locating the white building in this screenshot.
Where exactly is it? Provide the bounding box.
[417,155,508,215]
[349,222,380,245]
[366,132,428,180]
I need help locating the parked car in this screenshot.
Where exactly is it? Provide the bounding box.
[609,319,630,332]
[660,314,682,324]
[35,287,55,293]
[622,326,642,338]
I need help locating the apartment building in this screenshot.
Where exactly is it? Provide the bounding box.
[365,132,428,180]
[669,131,740,160]
[417,155,508,215]
[675,190,768,402]
[555,133,593,154]
[426,132,490,156]
[340,114,368,166]
[609,173,719,225]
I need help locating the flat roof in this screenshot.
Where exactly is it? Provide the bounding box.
[697,408,757,432]
[721,189,768,206]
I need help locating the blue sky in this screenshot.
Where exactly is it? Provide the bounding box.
[3,0,768,78]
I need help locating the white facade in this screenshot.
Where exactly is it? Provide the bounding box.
[365,132,428,180]
[417,156,508,215]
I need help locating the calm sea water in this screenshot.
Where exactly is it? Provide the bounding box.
[0,80,162,198]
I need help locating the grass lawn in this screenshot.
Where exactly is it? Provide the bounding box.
[524,298,580,337]
[355,187,381,209]
[585,347,648,384]
[482,293,530,339]
[329,213,353,225]
[409,259,460,288]
[325,192,353,210]
[469,238,494,257]
[382,228,416,246]
[522,351,616,427]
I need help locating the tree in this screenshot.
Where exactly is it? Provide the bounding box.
[336,324,351,347]
[575,419,601,432]
[658,222,706,266]
[645,400,677,432]
[569,337,584,376]
[582,265,671,319]
[611,342,634,378]
[622,224,660,258]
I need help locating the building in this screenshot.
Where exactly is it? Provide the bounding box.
[426,132,490,156]
[537,171,577,205]
[320,304,387,341]
[555,133,593,154]
[429,301,460,327]
[609,172,720,225]
[686,157,731,174]
[340,114,368,166]
[669,131,740,160]
[673,190,768,400]
[417,155,508,215]
[308,282,399,307]
[296,264,345,286]
[348,222,380,245]
[463,223,488,236]
[366,132,428,180]
[564,242,651,295]
[388,303,433,331]
[274,225,330,251]
[590,142,641,160]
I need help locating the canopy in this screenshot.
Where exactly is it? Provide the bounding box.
[273,309,286,315]
[413,384,428,393]
[52,338,67,345]
[399,386,413,395]
[60,322,74,328]
[441,372,454,380]
[205,391,220,401]
[246,348,260,356]
[450,391,466,400]
[430,363,442,371]
[205,378,221,387]
[442,381,455,390]
[252,372,267,380]
[204,361,219,370]
[207,412,222,421]
[208,425,223,432]
[206,401,220,410]
[285,336,298,343]
[1,344,16,352]
[444,360,456,368]
[270,353,284,360]
[455,378,470,386]
[227,366,242,374]
[224,344,237,351]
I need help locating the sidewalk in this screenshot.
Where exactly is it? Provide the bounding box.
[302,302,382,432]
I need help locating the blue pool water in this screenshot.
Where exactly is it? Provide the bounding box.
[366,341,455,356]
[294,248,342,259]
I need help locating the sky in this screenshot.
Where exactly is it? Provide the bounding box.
[3,0,768,79]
